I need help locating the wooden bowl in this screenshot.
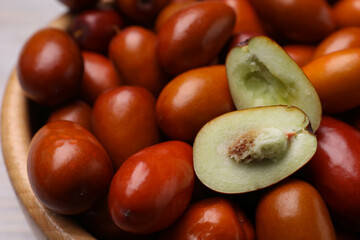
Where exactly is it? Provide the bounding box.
[1,13,96,240]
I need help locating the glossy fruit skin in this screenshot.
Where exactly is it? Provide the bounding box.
[256,179,336,240]
[156,65,235,142]
[312,27,360,59]
[47,100,92,131]
[116,0,170,25]
[249,0,335,43]
[219,0,264,34]
[333,0,360,28]
[17,28,83,106]
[302,48,360,113]
[157,1,236,76]
[155,0,195,32]
[27,121,114,215]
[79,196,151,240]
[283,44,315,67]
[108,141,195,234]
[70,9,124,54]
[79,51,122,105]
[109,26,168,96]
[305,116,360,232]
[92,86,160,170]
[158,197,255,240]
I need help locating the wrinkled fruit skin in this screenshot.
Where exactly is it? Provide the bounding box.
[108,141,195,234]
[17,28,83,106]
[157,1,236,76]
[27,121,114,215]
[92,86,160,170]
[255,179,336,240]
[305,116,360,232]
[158,197,255,240]
[156,65,235,142]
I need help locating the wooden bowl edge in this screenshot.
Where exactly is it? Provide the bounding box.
[1,13,95,240]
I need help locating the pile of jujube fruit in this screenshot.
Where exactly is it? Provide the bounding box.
[16,0,360,239]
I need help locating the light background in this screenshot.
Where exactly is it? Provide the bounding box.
[0,1,67,239]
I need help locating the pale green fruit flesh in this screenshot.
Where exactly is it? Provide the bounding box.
[193,106,317,194]
[226,36,322,131]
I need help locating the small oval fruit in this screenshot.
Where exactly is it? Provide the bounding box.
[312,27,360,59]
[302,48,360,113]
[283,44,315,67]
[159,197,255,240]
[249,0,335,43]
[255,179,336,240]
[17,28,83,106]
[92,86,160,169]
[156,65,235,142]
[108,141,195,234]
[109,26,168,96]
[220,0,264,34]
[333,0,360,28]
[27,121,114,215]
[70,8,124,54]
[157,1,236,76]
[305,116,360,232]
[79,51,122,105]
[116,0,170,25]
[47,100,92,131]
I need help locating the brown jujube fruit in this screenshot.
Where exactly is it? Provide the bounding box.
[17,28,83,106]
[27,121,114,215]
[92,86,160,169]
[157,1,236,76]
[79,51,122,105]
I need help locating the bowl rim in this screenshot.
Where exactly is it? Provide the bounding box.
[1,13,95,240]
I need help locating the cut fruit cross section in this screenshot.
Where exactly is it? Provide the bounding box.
[193,105,317,194]
[226,36,322,131]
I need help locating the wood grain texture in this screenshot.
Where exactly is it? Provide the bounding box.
[1,14,95,240]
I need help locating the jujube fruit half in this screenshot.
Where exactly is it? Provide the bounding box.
[193,105,317,194]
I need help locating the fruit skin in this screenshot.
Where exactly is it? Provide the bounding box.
[17,28,83,106]
[116,0,170,25]
[109,26,168,96]
[256,179,336,240]
[79,51,122,105]
[27,121,114,215]
[333,0,360,28]
[108,141,195,234]
[92,86,160,170]
[283,44,315,67]
[70,9,124,54]
[312,27,360,59]
[302,48,360,113]
[156,65,235,142]
[249,0,335,43]
[219,0,264,34]
[47,100,92,131]
[157,1,236,76]
[155,0,195,33]
[158,197,255,240]
[305,116,360,232]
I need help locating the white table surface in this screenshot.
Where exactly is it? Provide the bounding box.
[0,1,67,239]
